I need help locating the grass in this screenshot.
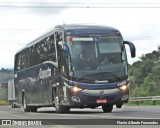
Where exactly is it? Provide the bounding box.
[128,101,160,106]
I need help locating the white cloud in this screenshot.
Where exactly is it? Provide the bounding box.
[0,0,160,68]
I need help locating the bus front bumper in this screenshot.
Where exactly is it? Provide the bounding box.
[69,88,129,107]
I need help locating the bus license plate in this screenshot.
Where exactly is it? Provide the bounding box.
[96,99,107,103]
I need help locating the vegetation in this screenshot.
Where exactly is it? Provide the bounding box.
[129,46,160,97]
[0,68,13,102]
[0,68,14,83]
[0,88,7,101]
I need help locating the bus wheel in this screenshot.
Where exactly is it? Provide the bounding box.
[53,90,70,113]
[102,104,113,113]
[22,94,30,112]
[30,107,37,112]
[116,103,122,108]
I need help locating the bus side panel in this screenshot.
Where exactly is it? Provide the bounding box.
[15,68,38,106]
[15,63,58,107]
[35,63,58,105]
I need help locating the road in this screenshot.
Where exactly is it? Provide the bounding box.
[0,105,160,128]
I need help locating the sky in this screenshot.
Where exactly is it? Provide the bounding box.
[0,0,160,68]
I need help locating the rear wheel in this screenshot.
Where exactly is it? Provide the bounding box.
[22,94,30,112]
[53,89,70,113]
[102,104,113,113]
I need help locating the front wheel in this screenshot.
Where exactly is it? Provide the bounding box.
[102,104,113,113]
[53,89,70,113]
[116,103,122,108]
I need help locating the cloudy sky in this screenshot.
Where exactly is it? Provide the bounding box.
[0,0,160,68]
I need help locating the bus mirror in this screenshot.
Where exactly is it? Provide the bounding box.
[58,41,69,57]
[124,41,136,58]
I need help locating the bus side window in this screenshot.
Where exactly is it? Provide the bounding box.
[15,54,21,71]
[20,49,29,70]
[48,35,56,62]
[30,46,35,67]
[55,32,63,61]
[26,49,30,68]
[55,31,62,43]
[22,52,25,69]
[36,39,48,63]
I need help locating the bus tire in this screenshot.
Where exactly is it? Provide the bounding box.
[30,106,37,112]
[116,103,122,108]
[102,104,113,113]
[53,89,70,113]
[22,94,30,112]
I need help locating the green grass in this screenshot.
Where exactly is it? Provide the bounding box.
[128,101,160,106]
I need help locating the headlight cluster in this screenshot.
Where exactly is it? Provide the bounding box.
[70,86,82,92]
[119,85,128,90]
[118,81,129,91]
[64,82,82,92]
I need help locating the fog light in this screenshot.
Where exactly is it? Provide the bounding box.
[121,94,128,101]
[72,96,81,102]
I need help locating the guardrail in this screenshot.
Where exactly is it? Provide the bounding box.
[129,96,160,105]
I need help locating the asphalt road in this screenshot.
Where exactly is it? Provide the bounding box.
[0,105,160,128]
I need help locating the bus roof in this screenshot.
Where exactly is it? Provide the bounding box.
[15,24,120,54]
[55,24,119,35]
[55,24,117,30]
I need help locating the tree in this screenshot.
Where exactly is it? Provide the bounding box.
[0,68,14,83]
[129,46,160,96]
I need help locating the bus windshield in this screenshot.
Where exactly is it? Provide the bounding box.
[67,36,128,82]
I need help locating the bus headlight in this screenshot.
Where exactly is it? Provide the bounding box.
[118,81,129,91]
[71,86,82,92]
[119,84,128,90]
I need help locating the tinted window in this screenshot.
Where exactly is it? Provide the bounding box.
[29,34,56,67]
[15,34,56,70]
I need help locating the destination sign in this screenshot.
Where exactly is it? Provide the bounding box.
[72,38,93,41]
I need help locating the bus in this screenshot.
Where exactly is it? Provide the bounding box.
[14,24,136,113]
